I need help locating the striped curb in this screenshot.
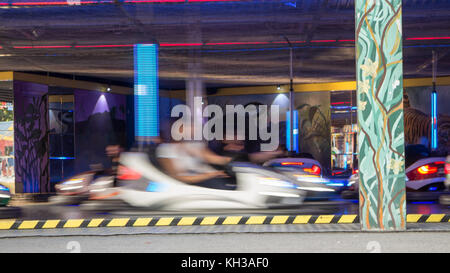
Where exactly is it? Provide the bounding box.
[0,214,448,230]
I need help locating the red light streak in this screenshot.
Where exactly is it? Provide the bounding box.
[406,37,450,41]
[74,44,133,48]
[311,40,337,43]
[124,0,184,2]
[417,165,438,175]
[160,43,203,47]
[6,36,450,50]
[331,101,351,105]
[281,162,304,166]
[14,45,72,49]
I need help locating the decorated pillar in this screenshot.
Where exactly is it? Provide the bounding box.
[14,81,50,193]
[355,0,406,230]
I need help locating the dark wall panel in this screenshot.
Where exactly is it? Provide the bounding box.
[74,90,126,173]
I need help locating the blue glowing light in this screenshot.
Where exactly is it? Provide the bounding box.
[50,157,75,160]
[431,91,438,150]
[344,142,349,170]
[286,110,299,153]
[428,186,438,191]
[146,181,166,192]
[410,201,436,204]
[134,44,159,138]
[326,182,346,187]
[330,106,358,110]
[284,1,297,7]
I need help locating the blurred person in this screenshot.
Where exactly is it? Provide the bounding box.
[215,135,286,164]
[156,123,234,190]
[106,144,124,186]
[244,139,286,164]
[214,111,286,164]
[106,144,123,171]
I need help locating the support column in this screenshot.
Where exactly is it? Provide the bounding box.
[134,44,159,142]
[186,63,205,141]
[355,0,406,230]
[14,81,49,193]
[186,21,204,141]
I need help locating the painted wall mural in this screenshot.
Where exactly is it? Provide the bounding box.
[0,102,14,193]
[207,93,291,154]
[294,92,331,172]
[198,93,332,171]
[13,81,50,193]
[355,0,406,230]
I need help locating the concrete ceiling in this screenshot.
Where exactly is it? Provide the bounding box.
[0,0,449,90]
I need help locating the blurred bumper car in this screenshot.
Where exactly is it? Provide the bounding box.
[50,164,117,206]
[263,158,345,200]
[342,157,448,201]
[439,155,450,205]
[112,152,311,210]
[0,184,10,206]
[0,184,21,219]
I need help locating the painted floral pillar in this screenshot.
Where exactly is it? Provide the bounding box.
[355,0,406,230]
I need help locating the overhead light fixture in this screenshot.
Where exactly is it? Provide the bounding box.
[277,85,281,90]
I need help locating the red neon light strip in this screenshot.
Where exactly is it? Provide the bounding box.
[188,0,244,2]
[406,37,450,41]
[331,101,351,105]
[124,0,184,2]
[271,41,306,44]
[205,41,270,45]
[14,45,72,48]
[11,0,113,5]
[8,36,450,50]
[74,44,133,48]
[7,0,241,4]
[311,40,337,43]
[160,43,203,47]
[12,1,71,5]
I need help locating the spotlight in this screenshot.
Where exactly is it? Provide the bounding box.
[106,87,111,92]
[277,85,281,90]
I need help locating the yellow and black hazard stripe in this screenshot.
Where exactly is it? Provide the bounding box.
[0,214,448,230]
[406,214,450,223]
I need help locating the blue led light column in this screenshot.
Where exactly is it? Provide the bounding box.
[286,110,298,153]
[134,44,159,141]
[431,50,438,150]
[431,90,438,150]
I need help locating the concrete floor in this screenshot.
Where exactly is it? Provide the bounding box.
[0,231,449,253]
[0,223,448,253]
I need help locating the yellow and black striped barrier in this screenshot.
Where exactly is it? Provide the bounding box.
[0,214,448,230]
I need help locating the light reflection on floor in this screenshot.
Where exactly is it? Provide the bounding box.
[9,199,449,220]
